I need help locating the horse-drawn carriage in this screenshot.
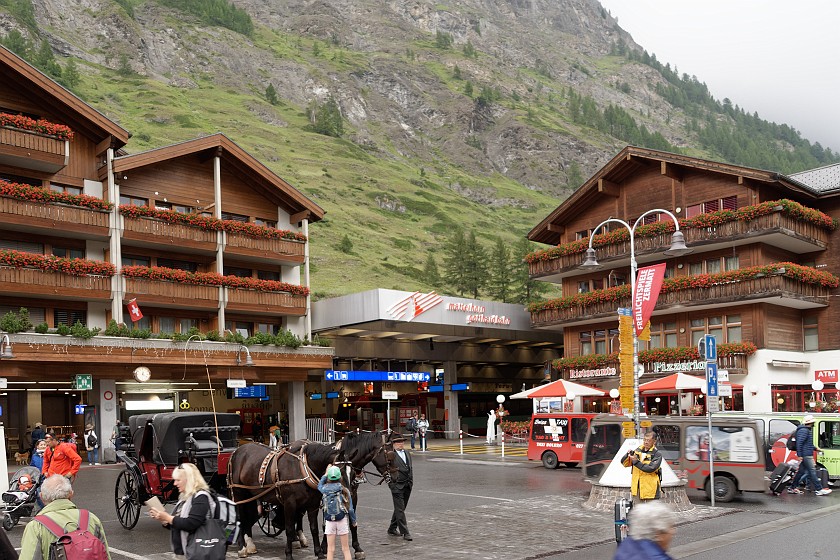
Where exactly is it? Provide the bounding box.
[114,411,240,529]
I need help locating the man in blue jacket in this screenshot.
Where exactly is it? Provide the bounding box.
[789,415,832,495]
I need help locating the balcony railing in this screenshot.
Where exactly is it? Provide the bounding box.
[531,275,831,327]
[0,126,68,173]
[226,287,307,314]
[125,278,219,309]
[122,215,217,250]
[0,197,109,237]
[529,211,830,279]
[556,353,749,379]
[225,232,305,263]
[0,266,111,300]
[640,353,749,376]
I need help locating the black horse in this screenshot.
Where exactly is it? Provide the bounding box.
[325,431,394,559]
[228,440,338,559]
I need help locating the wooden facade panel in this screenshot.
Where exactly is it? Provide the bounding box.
[763,305,804,351]
[622,167,674,219]
[118,155,216,208]
[562,196,620,244]
[220,167,284,222]
[680,172,743,209]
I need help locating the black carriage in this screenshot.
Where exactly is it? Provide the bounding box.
[114,412,240,529]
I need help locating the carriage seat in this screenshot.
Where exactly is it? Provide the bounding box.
[184,431,237,458]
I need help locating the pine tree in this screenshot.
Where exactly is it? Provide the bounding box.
[1,30,30,57]
[487,238,513,302]
[62,58,81,89]
[310,97,344,138]
[265,84,279,105]
[422,253,441,287]
[34,41,62,79]
[443,228,468,296]
[463,231,488,298]
[512,237,548,304]
[464,81,474,97]
[338,234,353,254]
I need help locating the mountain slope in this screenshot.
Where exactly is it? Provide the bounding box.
[4,0,838,299]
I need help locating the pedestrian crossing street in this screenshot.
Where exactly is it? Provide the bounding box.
[417,442,529,458]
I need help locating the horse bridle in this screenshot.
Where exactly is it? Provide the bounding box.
[334,433,394,487]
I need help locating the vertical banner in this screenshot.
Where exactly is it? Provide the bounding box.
[633,264,667,335]
[126,298,144,322]
[618,308,634,411]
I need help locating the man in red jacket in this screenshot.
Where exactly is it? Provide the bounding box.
[41,432,82,481]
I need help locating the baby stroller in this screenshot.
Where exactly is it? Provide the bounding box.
[1,466,41,530]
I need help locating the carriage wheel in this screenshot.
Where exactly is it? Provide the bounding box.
[258,503,283,537]
[115,469,142,529]
[2,514,15,531]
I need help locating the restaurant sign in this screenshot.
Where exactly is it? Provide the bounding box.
[569,367,617,380]
[650,360,706,373]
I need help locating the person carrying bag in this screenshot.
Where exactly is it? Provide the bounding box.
[149,463,226,560]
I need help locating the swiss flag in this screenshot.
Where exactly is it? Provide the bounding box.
[126,298,144,322]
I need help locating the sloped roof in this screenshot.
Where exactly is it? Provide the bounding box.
[113,133,324,222]
[0,46,129,147]
[528,146,817,245]
[789,163,840,193]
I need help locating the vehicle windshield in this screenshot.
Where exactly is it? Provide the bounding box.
[583,423,623,480]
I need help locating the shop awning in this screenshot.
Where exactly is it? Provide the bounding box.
[522,379,605,399]
[639,372,743,393]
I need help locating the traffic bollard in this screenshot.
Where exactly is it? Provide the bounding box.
[459,430,464,455]
[501,431,505,458]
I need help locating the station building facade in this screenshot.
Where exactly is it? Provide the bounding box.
[528,146,840,415]
[0,45,331,454]
[312,289,563,437]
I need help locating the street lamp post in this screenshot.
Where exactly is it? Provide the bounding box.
[580,209,692,434]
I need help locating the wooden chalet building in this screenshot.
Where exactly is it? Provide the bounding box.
[528,146,840,414]
[0,45,330,447]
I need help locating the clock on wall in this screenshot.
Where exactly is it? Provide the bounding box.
[133,366,151,383]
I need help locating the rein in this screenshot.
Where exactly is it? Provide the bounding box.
[228,443,322,505]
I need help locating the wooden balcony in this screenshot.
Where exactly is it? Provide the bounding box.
[558,353,749,379]
[0,197,109,239]
[225,232,305,265]
[641,353,749,377]
[226,287,306,315]
[121,216,217,253]
[0,267,111,300]
[124,277,219,310]
[0,126,68,173]
[530,211,830,281]
[531,275,831,328]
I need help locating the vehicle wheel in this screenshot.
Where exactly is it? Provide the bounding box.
[2,514,14,531]
[563,462,579,468]
[707,475,737,503]
[258,503,283,537]
[115,469,142,529]
[541,451,559,469]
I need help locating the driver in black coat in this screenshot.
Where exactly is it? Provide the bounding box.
[387,435,414,541]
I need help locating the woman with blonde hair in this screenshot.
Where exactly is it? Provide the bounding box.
[149,463,215,559]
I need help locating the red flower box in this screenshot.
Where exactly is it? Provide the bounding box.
[121,265,310,296]
[0,112,74,140]
[0,180,112,211]
[0,249,116,276]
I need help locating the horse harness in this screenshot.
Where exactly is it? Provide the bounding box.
[228,442,321,505]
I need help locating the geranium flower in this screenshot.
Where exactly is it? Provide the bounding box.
[0,250,116,277]
[122,265,310,296]
[0,180,112,211]
[0,112,74,140]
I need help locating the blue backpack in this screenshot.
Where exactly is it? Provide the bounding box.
[322,489,347,522]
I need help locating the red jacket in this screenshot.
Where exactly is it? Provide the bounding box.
[42,442,82,477]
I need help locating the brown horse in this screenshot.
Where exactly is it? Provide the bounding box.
[228,440,338,559]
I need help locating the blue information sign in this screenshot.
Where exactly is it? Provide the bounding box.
[704,334,717,361]
[706,362,719,398]
[325,370,431,382]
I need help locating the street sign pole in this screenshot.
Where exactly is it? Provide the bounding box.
[703,334,718,507]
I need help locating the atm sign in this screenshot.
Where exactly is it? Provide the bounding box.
[815,369,838,383]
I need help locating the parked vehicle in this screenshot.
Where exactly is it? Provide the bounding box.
[583,414,767,502]
[528,413,598,469]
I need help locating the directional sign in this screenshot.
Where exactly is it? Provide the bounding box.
[718,384,733,397]
[382,390,398,400]
[706,362,719,398]
[325,370,431,382]
[704,334,717,361]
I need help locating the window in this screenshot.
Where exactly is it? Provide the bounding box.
[725,255,740,271]
[642,212,661,225]
[580,332,592,355]
[254,218,276,228]
[579,329,618,355]
[818,422,840,450]
[686,196,737,218]
[0,239,43,253]
[688,257,729,275]
[122,255,151,267]
[225,321,250,338]
[578,281,590,294]
[221,212,249,223]
[155,201,172,211]
[157,258,198,272]
[224,266,252,278]
[52,247,84,259]
[258,270,280,281]
[256,323,279,334]
[648,321,677,349]
[685,426,758,462]
[804,316,819,351]
[132,316,151,330]
[159,317,176,333]
[157,201,193,214]
[690,315,740,345]
[652,425,681,461]
[120,195,148,207]
[181,318,197,332]
[726,315,742,343]
[0,306,45,324]
[54,309,86,327]
[578,277,605,293]
[768,419,799,448]
[0,173,40,186]
[571,418,589,443]
[49,184,83,195]
[575,230,589,241]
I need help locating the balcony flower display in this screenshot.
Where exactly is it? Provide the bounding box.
[0,180,112,211]
[0,249,116,276]
[553,342,757,370]
[122,265,310,296]
[529,263,839,313]
[119,205,308,242]
[526,199,837,264]
[0,112,74,140]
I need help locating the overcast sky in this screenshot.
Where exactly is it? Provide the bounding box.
[598,0,840,154]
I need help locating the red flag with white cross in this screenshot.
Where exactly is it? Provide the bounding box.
[127,298,144,322]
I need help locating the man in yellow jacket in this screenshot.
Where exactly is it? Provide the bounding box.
[622,431,663,502]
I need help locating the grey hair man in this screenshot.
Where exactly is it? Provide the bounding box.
[19,475,111,560]
[613,501,677,560]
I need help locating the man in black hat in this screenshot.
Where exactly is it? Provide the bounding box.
[387,434,414,541]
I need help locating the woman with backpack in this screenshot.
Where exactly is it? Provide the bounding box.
[84,424,99,466]
[149,463,225,560]
[318,465,357,560]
